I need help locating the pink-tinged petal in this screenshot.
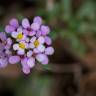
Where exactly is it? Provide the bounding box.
[9,18,19,28]
[21,57,31,74]
[21,57,28,66]
[5,50,12,55]
[0,32,7,41]
[0,58,8,68]
[9,56,20,64]
[17,50,25,55]
[5,25,15,33]
[29,43,35,49]
[36,54,47,63]
[0,43,5,51]
[33,48,40,54]
[45,36,52,45]
[17,27,23,32]
[33,16,42,25]
[5,45,11,50]
[45,47,54,55]
[41,25,50,36]
[7,38,12,45]
[38,36,45,44]
[30,36,36,43]
[37,44,45,52]
[27,57,35,68]
[23,29,29,35]
[31,23,40,31]
[22,18,30,28]
[25,38,30,43]
[29,31,36,36]
[36,30,41,37]
[22,67,30,74]
[27,50,33,57]
[41,56,49,65]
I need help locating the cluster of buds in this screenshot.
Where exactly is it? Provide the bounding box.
[0,16,54,74]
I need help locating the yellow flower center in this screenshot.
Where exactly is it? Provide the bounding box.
[19,43,25,49]
[17,33,23,39]
[34,40,39,47]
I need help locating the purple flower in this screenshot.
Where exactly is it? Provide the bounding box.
[22,18,36,36]
[0,16,54,74]
[0,58,8,68]
[21,57,31,74]
[9,56,20,64]
[33,16,42,25]
[5,18,19,33]
[41,25,50,36]
[36,54,49,64]
[45,47,54,55]
[45,36,52,45]
[0,32,7,41]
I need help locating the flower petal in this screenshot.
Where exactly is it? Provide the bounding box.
[22,67,30,74]
[11,31,18,38]
[41,56,49,65]
[0,32,7,41]
[21,57,28,67]
[41,25,50,35]
[9,56,20,64]
[33,48,40,54]
[30,36,36,43]
[0,58,8,68]
[27,57,35,68]
[45,47,54,55]
[17,49,25,55]
[36,54,47,63]
[17,27,23,33]
[37,44,45,52]
[31,23,40,31]
[5,25,15,33]
[23,29,29,35]
[27,50,33,57]
[45,36,52,45]
[22,18,30,28]
[33,16,42,25]
[9,18,19,28]
[13,44,19,50]
[38,36,45,44]
[7,38,12,45]
[29,43,35,49]
[36,30,41,37]
[29,31,36,36]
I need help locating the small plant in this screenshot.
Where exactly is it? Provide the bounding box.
[0,16,54,74]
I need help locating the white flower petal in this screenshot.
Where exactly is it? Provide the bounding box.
[33,48,40,54]
[27,50,33,57]
[45,47,54,55]
[36,54,47,62]
[38,36,45,44]
[29,43,35,49]
[30,36,36,43]
[11,31,18,38]
[37,44,45,52]
[25,38,30,42]
[13,44,19,50]
[17,27,23,33]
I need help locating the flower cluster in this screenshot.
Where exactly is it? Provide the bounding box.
[0,16,54,74]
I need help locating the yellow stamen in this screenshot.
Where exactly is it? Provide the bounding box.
[34,40,39,47]
[19,43,25,49]
[17,33,23,39]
